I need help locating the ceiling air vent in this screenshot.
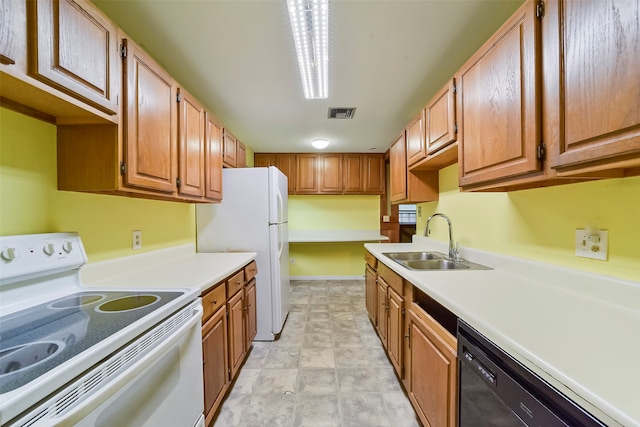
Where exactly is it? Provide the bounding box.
[328,107,356,119]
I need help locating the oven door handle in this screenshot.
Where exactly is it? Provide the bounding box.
[45,303,203,426]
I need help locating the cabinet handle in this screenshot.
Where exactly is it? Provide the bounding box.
[211,299,217,305]
[0,55,16,65]
[405,326,411,348]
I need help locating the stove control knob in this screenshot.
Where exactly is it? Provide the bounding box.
[43,243,56,256]
[62,241,73,253]
[1,247,17,261]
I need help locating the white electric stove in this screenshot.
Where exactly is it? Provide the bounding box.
[0,233,204,427]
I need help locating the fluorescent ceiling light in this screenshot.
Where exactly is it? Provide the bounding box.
[286,0,329,99]
[311,139,329,149]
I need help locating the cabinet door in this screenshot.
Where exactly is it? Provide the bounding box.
[254,154,276,167]
[365,264,377,326]
[123,38,177,194]
[319,154,343,193]
[426,79,456,155]
[389,133,407,202]
[457,0,541,187]
[204,113,223,201]
[32,0,118,115]
[236,140,246,168]
[202,306,228,424]
[376,279,388,347]
[245,278,257,347]
[409,310,457,427]
[177,88,205,198]
[227,290,245,379]
[406,111,426,166]
[296,153,319,193]
[547,0,640,172]
[223,129,237,168]
[276,154,297,194]
[363,154,385,194]
[343,154,364,194]
[1,0,27,70]
[387,286,404,377]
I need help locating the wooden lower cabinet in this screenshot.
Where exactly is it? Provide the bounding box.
[201,260,257,426]
[245,278,257,347]
[365,264,377,325]
[202,305,228,427]
[408,308,458,427]
[227,289,245,380]
[387,286,404,375]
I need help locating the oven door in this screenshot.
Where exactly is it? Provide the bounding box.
[10,301,204,427]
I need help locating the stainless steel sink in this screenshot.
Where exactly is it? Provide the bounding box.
[383,251,492,271]
[404,259,469,270]
[382,251,443,262]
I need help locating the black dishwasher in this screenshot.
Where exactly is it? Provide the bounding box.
[457,320,605,427]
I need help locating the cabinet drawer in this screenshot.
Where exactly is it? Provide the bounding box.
[202,283,226,323]
[377,262,403,296]
[244,260,258,282]
[226,269,245,297]
[364,251,378,269]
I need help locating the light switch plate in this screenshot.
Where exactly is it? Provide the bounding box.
[575,229,607,261]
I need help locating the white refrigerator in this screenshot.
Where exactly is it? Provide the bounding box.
[196,167,289,341]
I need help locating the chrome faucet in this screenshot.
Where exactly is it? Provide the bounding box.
[424,213,459,260]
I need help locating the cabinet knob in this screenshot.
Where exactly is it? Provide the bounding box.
[212,299,217,305]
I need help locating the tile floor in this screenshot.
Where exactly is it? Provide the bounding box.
[213,279,421,427]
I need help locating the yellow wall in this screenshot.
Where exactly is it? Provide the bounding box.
[0,108,196,262]
[288,195,379,277]
[418,164,640,282]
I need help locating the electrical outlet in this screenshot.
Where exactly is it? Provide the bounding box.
[132,230,142,250]
[290,258,296,265]
[575,229,607,261]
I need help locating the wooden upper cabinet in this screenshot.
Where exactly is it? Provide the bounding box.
[223,130,237,168]
[275,154,296,193]
[204,113,223,201]
[319,154,343,194]
[426,79,457,156]
[343,154,364,193]
[406,111,426,167]
[457,0,541,187]
[546,0,640,174]
[1,0,27,70]
[296,154,319,193]
[177,88,205,198]
[236,140,246,168]
[254,153,275,167]
[31,0,118,115]
[390,133,408,202]
[363,154,385,194]
[122,38,177,194]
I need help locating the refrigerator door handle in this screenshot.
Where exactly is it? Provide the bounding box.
[277,225,284,260]
[276,184,285,224]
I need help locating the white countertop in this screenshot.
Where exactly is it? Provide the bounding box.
[81,244,257,293]
[365,237,640,427]
[289,229,389,243]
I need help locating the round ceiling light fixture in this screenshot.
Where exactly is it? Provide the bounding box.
[311,139,329,149]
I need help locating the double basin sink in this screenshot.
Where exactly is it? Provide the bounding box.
[383,251,492,271]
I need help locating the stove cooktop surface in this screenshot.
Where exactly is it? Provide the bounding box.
[0,290,184,394]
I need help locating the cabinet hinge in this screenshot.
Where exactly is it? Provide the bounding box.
[453,83,457,94]
[176,92,182,103]
[120,161,126,175]
[537,143,546,160]
[536,1,545,18]
[176,177,181,187]
[120,44,127,58]
[454,123,458,133]
[401,307,405,316]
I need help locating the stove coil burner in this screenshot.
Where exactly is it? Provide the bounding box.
[0,341,65,377]
[96,295,160,313]
[49,294,106,309]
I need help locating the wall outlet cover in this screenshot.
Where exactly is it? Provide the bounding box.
[575,229,607,261]
[132,230,142,250]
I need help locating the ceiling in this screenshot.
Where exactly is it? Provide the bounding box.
[93,0,523,154]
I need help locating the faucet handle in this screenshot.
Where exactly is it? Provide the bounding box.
[451,242,462,261]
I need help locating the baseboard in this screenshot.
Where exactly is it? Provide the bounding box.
[289,275,365,281]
